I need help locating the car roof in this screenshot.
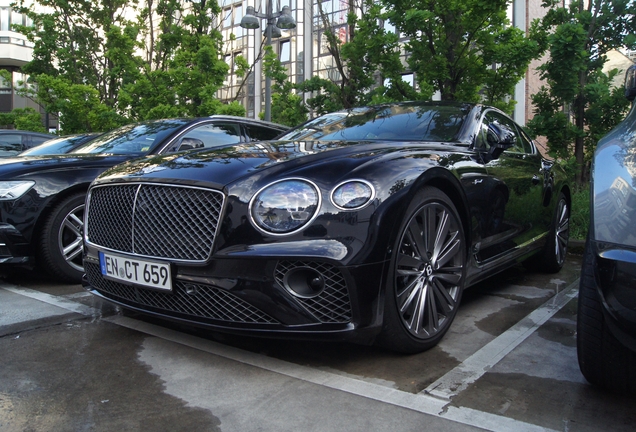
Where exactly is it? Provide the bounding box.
[0,129,55,137]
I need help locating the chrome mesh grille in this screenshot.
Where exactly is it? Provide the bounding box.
[85,263,278,324]
[87,184,224,261]
[274,260,352,323]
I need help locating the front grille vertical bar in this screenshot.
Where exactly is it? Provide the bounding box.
[130,183,142,254]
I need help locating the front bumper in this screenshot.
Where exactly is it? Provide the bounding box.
[0,223,33,266]
[592,240,636,351]
[82,248,388,344]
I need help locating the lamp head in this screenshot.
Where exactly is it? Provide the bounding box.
[276,6,296,30]
[240,6,260,29]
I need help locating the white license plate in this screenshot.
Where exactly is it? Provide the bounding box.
[99,251,172,291]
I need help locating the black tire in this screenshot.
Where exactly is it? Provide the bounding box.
[376,187,466,354]
[577,239,636,394]
[38,193,86,283]
[527,192,569,273]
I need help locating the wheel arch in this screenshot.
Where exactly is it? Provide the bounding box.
[409,168,473,255]
[32,184,90,247]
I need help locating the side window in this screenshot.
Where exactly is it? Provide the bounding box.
[177,123,242,151]
[245,124,285,141]
[0,134,24,155]
[515,127,535,155]
[30,135,51,147]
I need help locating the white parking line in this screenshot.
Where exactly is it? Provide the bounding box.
[423,279,580,400]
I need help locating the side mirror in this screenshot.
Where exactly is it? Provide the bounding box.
[179,137,205,151]
[625,64,636,101]
[486,121,516,159]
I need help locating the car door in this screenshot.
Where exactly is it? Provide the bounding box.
[475,110,549,262]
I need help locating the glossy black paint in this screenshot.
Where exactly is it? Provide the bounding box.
[0,116,288,273]
[588,101,636,349]
[83,102,569,343]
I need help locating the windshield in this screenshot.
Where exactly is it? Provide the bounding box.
[278,103,470,142]
[19,134,98,156]
[72,120,190,155]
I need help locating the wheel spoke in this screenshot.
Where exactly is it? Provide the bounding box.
[63,238,83,261]
[431,209,450,265]
[406,217,428,259]
[63,216,83,237]
[434,232,461,270]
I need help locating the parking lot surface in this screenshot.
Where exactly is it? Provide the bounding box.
[1,253,635,432]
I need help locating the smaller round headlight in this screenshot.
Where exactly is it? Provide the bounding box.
[331,180,375,210]
[250,179,320,234]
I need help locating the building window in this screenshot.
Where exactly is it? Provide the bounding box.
[280,40,291,62]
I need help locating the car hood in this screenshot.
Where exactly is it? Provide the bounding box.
[0,154,139,179]
[95,139,458,188]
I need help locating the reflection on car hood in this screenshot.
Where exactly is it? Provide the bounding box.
[96,139,453,187]
[0,154,139,179]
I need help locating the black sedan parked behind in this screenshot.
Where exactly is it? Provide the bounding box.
[0,116,288,282]
[83,101,570,353]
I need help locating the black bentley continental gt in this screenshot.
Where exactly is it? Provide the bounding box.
[83,102,570,353]
[0,116,287,282]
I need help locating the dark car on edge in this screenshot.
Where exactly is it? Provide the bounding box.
[0,129,55,156]
[577,65,636,394]
[82,101,570,353]
[0,116,287,283]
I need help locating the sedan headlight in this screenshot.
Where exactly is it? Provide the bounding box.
[0,181,35,200]
[250,179,320,234]
[331,180,375,210]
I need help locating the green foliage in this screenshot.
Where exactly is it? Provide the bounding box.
[527,0,636,186]
[15,74,127,133]
[570,185,591,240]
[0,107,47,132]
[263,46,308,126]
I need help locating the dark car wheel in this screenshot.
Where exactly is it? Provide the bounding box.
[577,240,636,393]
[527,192,569,273]
[38,193,85,283]
[377,187,466,354]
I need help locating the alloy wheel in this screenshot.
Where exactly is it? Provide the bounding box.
[395,201,464,339]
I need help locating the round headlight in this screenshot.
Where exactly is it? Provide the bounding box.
[250,179,320,234]
[331,180,375,210]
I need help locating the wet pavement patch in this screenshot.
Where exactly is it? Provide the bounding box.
[0,320,220,432]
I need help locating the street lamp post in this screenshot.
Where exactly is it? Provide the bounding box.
[240,2,296,122]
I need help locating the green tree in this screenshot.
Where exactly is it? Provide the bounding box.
[527,0,636,186]
[301,0,540,115]
[297,1,407,114]
[263,46,308,126]
[382,0,541,112]
[119,0,244,119]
